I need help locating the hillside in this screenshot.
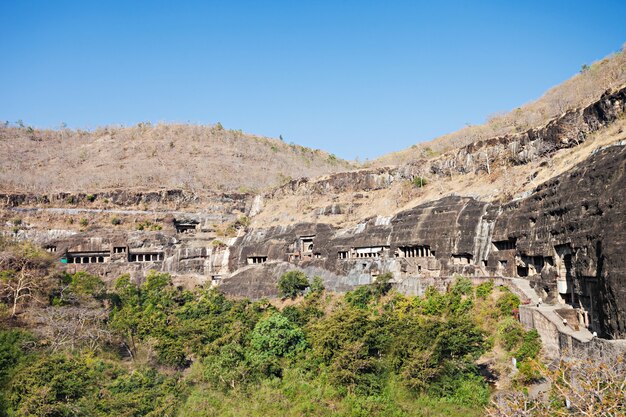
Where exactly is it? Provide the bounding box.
[0,123,353,195]
[251,85,626,228]
[373,44,626,166]
[2,43,626,417]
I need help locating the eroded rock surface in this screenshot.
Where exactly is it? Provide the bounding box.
[3,87,626,343]
[225,144,626,338]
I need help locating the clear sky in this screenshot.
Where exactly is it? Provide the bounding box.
[1,1,625,161]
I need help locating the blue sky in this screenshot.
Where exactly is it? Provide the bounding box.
[1,1,625,160]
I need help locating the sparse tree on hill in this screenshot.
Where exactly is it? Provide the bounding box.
[0,242,53,317]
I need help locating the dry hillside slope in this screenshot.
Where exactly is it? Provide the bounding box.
[374,44,626,166]
[0,123,352,195]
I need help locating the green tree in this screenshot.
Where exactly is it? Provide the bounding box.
[308,276,325,295]
[277,271,309,299]
[250,313,307,359]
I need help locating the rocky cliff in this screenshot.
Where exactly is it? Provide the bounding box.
[3,86,626,344]
[225,142,626,338]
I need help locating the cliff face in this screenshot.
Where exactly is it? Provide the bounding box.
[30,142,624,337]
[1,189,252,215]
[4,87,626,341]
[225,143,626,338]
[490,143,626,338]
[265,85,626,201]
[429,86,626,177]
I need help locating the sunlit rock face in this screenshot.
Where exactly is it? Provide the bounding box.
[226,145,626,338]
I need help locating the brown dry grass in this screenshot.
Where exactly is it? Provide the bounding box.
[253,117,626,228]
[373,44,626,166]
[0,123,353,195]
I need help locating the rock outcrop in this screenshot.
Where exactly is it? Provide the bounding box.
[4,86,626,344]
[225,143,626,338]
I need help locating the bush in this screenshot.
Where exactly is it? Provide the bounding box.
[372,272,393,297]
[0,330,34,382]
[308,276,325,295]
[277,271,309,299]
[516,360,542,383]
[496,290,520,316]
[345,286,373,309]
[498,317,525,351]
[412,176,428,188]
[79,218,89,227]
[233,216,250,230]
[419,286,447,316]
[345,273,393,309]
[136,221,162,231]
[211,239,227,248]
[86,194,96,202]
[515,329,541,362]
[111,216,122,225]
[203,342,252,391]
[476,280,494,298]
[68,271,105,299]
[451,276,473,296]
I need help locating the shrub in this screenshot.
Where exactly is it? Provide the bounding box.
[420,286,447,316]
[412,176,428,188]
[211,239,227,248]
[346,273,393,309]
[79,218,89,227]
[203,342,252,391]
[476,280,494,298]
[515,329,541,362]
[68,271,105,299]
[498,317,525,351]
[86,194,96,202]
[345,286,373,309]
[111,217,122,225]
[233,216,250,230]
[516,359,542,383]
[372,272,393,297]
[451,276,473,296]
[0,330,34,382]
[309,276,325,294]
[136,221,162,231]
[277,271,309,299]
[496,290,520,316]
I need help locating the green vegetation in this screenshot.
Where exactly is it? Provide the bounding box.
[0,239,551,416]
[277,270,309,299]
[136,220,162,231]
[412,176,428,188]
[216,216,251,237]
[211,239,227,248]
